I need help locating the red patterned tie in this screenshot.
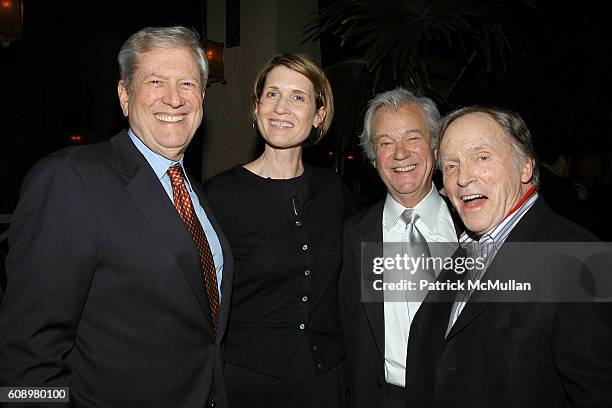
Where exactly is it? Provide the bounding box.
[167,164,219,330]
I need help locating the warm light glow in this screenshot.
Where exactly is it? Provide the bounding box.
[1,0,12,8]
[202,40,225,85]
[69,134,83,143]
[327,151,334,157]
[346,154,355,161]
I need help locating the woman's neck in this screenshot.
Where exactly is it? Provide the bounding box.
[244,145,304,179]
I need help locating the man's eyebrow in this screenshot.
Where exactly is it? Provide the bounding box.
[373,134,390,142]
[466,143,495,153]
[143,73,200,82]
[373,129,424,142]
[143,72,169,79]
[439,143,495,162]
[470,142,505,156]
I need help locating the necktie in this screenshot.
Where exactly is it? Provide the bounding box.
[446,239,494,336]
[167,164,219,330]
[400,209,432,266]
[400,209,433,303]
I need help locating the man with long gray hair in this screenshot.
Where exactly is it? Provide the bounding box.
[0,26,232,408]
[339,88,461,408]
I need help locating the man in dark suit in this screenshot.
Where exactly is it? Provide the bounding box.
[0,26,232,408]
[406,106,612,408]
[339,88,461,408]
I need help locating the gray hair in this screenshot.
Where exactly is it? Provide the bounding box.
[118,26,209,92]
[438,106,539,185]
[359,87,441,162]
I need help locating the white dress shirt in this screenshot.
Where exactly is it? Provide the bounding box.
[382,184,457,387]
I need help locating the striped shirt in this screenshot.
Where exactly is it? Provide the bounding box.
[447,190,539,330]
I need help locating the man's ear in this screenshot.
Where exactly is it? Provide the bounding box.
[520,158,535,184]
[118,81,129,117]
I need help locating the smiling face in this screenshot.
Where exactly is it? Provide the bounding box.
[118,46,204,161]
[372,103,435,208]
[254,65,325,150]
[439,112,534,237]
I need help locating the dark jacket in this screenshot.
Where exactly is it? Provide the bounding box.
[405,198,612,408]
[0,131,233,408]
[339,193,463,408]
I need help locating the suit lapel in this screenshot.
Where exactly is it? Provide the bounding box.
[355,199,386,355]
[110,132,214,327]
[445,299,491,341]
[445,198,546,341]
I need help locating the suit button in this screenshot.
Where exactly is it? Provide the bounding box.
[208,400,216,407]
[304,269,311,276]
[312,345,318,352]
[316,362,323,370]
[295,220,302,226]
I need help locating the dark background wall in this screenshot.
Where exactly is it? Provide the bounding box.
[1,0,611,243]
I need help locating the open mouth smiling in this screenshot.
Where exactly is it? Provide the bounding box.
[156,114,186,123]
[461,193,488,207]
[392,164,417,173]
[269,120,294,129]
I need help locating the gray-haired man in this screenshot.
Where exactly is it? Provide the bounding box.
[0,26,232,408]
[339,88,461,408]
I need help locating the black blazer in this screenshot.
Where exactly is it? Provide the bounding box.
[405,198,612,408]
[339,194,463,408]
[0,131,233,408]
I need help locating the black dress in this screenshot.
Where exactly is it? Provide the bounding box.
[204,165,349,408]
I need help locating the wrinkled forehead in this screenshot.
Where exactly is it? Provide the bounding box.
[372,103,429,135]
[440,112,510,156]
[135,46,202,77]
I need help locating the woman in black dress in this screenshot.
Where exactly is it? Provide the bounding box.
[204,54,348,407]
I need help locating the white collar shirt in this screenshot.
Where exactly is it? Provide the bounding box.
[382,184,458,387]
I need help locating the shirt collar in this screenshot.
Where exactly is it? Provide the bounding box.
[383,183,439,231]
[460,190,539,246]
[128,129,184,181]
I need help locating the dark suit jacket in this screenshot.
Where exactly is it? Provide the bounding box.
[339,194,462,408]
[405,198,612,408]
[0,131,233,408]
